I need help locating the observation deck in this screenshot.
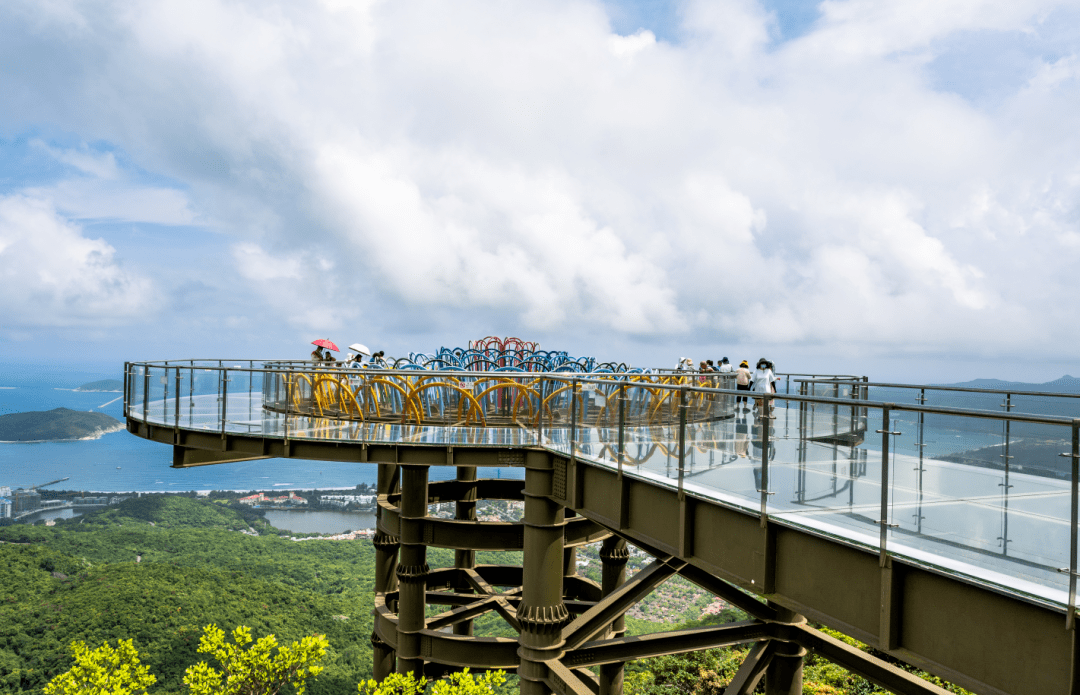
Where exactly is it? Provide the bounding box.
[124,358,1080,695]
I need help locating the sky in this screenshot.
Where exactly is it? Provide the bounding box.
[1,0,1079,383]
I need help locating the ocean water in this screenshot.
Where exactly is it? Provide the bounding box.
[0,364,517,493]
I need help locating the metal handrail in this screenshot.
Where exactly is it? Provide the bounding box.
[126,360,1080,426]
[796,378,1080,401]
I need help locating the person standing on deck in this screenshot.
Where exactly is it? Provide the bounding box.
[752,359,775,413]
[735,360,752,409]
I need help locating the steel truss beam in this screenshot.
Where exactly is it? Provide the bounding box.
[154,427,1070,695]
[546,528,955,695]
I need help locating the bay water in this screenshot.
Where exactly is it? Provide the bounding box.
[0,364,518,532]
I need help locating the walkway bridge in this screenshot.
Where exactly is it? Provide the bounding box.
[124,358,1080,695]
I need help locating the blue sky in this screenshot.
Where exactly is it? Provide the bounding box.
[1,0,1079,382]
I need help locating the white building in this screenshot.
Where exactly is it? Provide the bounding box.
[0,497,11,518]
[320,494,375,506]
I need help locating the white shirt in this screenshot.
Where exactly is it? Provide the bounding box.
[752,368,774,392]
[719,363,733,373]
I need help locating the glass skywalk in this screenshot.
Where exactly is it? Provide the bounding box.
[126,361,1080,618]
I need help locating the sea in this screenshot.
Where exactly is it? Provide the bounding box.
[0,364,516,496]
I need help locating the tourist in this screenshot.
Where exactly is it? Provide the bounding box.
[698,361,711,384]
[347,353,364,369]
[767,361,780,393]
[311,345,325,362]
[735,360,752,408]
[752,358,775,412]
[719,357,733,373]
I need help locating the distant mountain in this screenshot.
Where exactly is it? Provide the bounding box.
[74,379,123,392]
[0,408,124,442]
[936,375,1080,393]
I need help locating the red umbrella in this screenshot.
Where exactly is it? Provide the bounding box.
[311,339,340,352]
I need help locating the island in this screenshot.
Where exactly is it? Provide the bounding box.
[75,379,124,392]
[0,408,124,442]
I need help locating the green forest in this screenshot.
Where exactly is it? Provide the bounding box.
[0,408,122,442]
[0,496,967,694]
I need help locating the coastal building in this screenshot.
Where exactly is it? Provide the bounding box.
[75,496,109,506]
[238,492,307,506]
[0,497,11,518]
[0,486,11,498]
[320,494,374,507]
[12,489,40,514]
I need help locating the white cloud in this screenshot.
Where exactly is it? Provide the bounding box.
[231,242,354,331]
[32,141,121,179]
[0,195,153,327]
[608,29,656,59]
[1,0,1079,365]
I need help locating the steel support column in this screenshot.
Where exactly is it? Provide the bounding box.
[599,536,629,695]
[396,465,430,676]
[520,450,570,695]
[564,508,578,585]
[765,605,807,695]
[454,465,478,636]
[373,463,400,680]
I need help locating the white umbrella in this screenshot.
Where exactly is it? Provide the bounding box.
[348,343,371,356]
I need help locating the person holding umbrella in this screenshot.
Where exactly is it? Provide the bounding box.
[310,339,340,363]
[348,343,371,368]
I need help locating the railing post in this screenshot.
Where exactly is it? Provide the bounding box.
[123,362,130,419]
[174,367,181,431]
[877,406,900,567]
[249,364,254,421]
[570,378,578,467]
[536,377,545,445]
[284,372,291,455]
[1062,421,1080,630]
[678,386,687,495]
[832,382,840,439]
[220,368,229,447]
[759,393,772,527]
[617,383,626,474]
[142,367,149,423]
[999,393,1014,555]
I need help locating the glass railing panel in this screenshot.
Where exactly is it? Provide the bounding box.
[128,364,146,419]
[881,412,1072,605]
[769,404,886,549]
[618,424,682,485]
[145,365,168,425]
[678,414,777,513]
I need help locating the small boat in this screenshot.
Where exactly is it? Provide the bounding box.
[116,466,122,469]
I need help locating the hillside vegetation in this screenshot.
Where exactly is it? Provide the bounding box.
[0,496,968,695]
[0,408,123,442]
